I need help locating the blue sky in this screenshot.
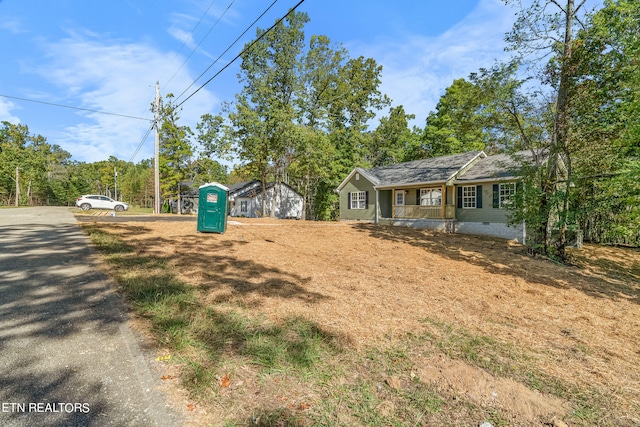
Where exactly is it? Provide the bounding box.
[0,0,518,164]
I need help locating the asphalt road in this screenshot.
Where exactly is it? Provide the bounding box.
[0,207,184,427]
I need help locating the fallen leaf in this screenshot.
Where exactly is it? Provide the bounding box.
[220,374,231,388]
[299,402,311,410]
[155,355,172,362]
[386,376,401,390]
[187,403,196,411]
[161,374,176,380]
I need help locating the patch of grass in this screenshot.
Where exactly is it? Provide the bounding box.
[83,224,620,426]
[83,225,135,254]
[483,408,511,427]
[421,317,526,378]
[73,206,153,215]
[566,390,609,426]
[242,317,330,371]
[244,407,306,427]
[83,224,339,397]
[418,317,619,427]
[364,346,412,375]
[313,378,444,427]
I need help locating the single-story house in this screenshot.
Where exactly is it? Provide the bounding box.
[336,150,534,242]
[228,180,304,219]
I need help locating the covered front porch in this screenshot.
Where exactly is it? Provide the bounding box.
[376,185,456,221]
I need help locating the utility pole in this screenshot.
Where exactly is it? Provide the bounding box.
[15,166,19,207]
[154,81,161,214]
[114,166,118,201]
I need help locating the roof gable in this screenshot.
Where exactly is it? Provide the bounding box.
[229,181,303,199]
[199,182,229,191]
[228,180,260,197]
[455,150,543,182]
[335,167,379,192]
[367,151,485,188]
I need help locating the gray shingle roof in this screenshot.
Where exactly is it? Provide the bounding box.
[228,180,260,197]
[364,151,483,187]
[455,150,540,182]
[228,180,303,199]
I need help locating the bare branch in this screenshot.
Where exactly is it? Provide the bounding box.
[549,0,567,15]
[574,0,588,14]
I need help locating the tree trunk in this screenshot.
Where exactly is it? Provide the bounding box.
[548,0,576,261]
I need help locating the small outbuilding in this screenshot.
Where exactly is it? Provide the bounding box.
[227,180,303,219]
[197,182,229,233]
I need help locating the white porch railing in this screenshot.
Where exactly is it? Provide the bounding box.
[393,204,455,219]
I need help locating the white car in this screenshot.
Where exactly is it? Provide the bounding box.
[76,195,129,212]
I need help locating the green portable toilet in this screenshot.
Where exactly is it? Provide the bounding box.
[197,182,229,233]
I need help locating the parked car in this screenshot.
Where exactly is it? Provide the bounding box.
[76,195,129,212]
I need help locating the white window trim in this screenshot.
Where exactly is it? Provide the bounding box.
[350,191,366,209]
[420,188,442,206]
[462,185,476,209]
[395,190,405,206]
[499,183,516,208]
[240,200,248,214]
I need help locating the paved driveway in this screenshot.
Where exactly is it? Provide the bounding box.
[0,207,183,427]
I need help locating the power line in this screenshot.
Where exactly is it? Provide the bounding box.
[165,0,236,90]
[0,93,151,122]
[128,122,155,163]
[174,0,306,109]
[173,0,280,104]
[173,0,219,57]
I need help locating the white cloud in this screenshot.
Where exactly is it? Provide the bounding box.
[354,0,515,126]
[35,31,219,163]
[0,98,21,123]
[0,18,26,35]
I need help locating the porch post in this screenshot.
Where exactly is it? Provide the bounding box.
[441,184,446,219]
[375,189,379,224]
[392,189,395,218]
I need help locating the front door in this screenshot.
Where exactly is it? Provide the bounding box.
[395,190,405,217]
[203,190,224,231]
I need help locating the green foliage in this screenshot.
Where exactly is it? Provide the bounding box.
[421,78,487,156]
[226,11,390,220]
[564,0,640,245]
[499,0,640,252]
[0,121,78,206]
[158,94,194,199]
[369,105,419,166]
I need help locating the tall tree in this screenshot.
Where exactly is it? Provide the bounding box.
[369,105,418,166]
[157,94,194,203]
[565,0,640,244]
[421,78,487,157]
[470,62,553,154]
[328,56,390,172]
[504,0,590,259]
[227,12,390,220]
[229,12,307,216]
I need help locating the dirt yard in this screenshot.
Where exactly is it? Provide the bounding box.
[85,217,640,426]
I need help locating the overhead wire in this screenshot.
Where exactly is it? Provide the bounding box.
[130,0,227,163]
[2,1,306,163]
[172,0,218,58]
[0,93,151,122]
[164,0,235,90]
[173,0,306,109]
[128,122,155,163]
[172,0,280,104]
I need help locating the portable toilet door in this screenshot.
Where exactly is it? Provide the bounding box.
[197,182,229,233]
